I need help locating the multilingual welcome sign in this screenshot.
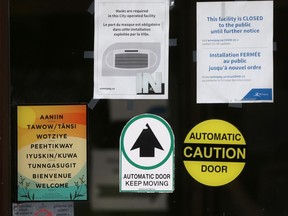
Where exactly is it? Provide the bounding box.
[17,105,87,201]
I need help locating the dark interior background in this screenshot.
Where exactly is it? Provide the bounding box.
[10,0,288,215]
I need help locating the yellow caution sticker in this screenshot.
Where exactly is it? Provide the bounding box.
[183,119,246,186]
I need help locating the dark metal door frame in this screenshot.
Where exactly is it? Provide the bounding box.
[0,0,10,215]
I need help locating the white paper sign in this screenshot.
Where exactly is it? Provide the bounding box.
[12,202,73,216]
[120,114,174,193]
[197,1,273,103]
[94,0,169,99]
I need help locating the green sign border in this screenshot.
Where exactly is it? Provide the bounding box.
[120,113,174,170]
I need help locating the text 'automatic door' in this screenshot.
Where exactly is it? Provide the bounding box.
[102,42,161,76]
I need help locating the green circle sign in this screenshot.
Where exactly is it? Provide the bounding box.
[120,113,174,170]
